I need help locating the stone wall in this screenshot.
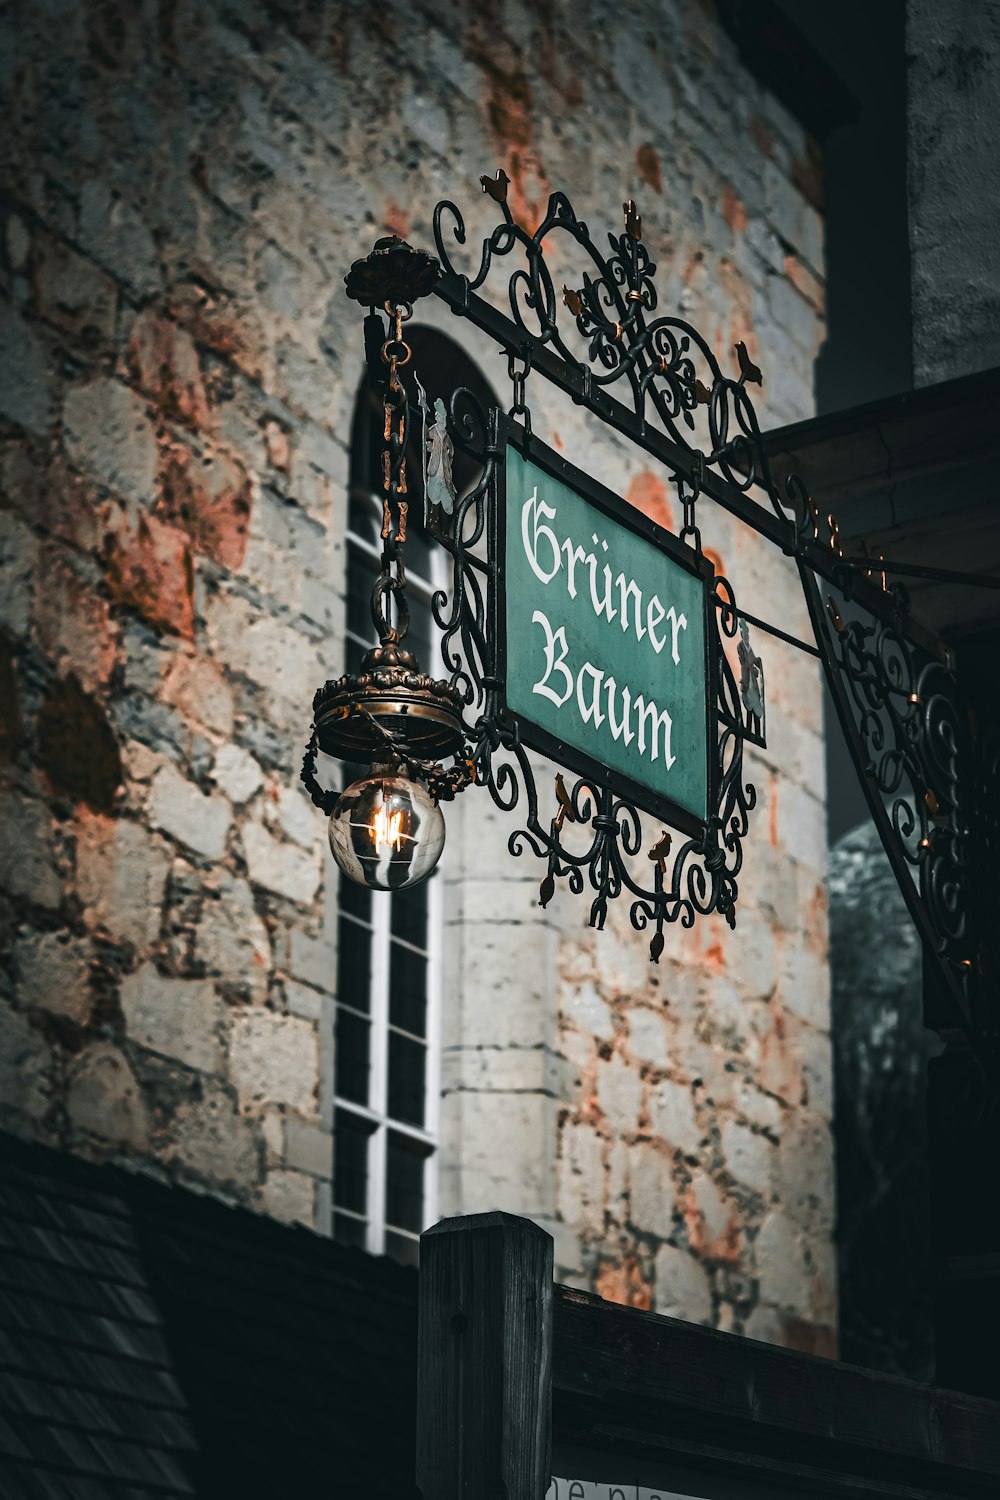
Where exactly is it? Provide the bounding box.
[0,0,833,1349]
[907,0,1000,385]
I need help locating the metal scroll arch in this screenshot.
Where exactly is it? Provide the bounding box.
[420,180,995,1072]
[431,187,780,508]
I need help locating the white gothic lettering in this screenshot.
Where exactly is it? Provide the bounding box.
[519,491,688,662]
[521,486,693,782]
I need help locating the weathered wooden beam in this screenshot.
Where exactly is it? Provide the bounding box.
[552,1285,1000,1498]
[416,1211,553,1500]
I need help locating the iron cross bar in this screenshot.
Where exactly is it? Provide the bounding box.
[433,270,947,665]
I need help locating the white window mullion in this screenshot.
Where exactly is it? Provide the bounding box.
[367,891,391,1255]
[423,870,443,1231]
[367,1124,387,1256]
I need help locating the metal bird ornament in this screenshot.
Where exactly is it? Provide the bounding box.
[480,168,510,204]
[735,341,762,386]
[648,830,672,873]
[624,199,642,240]
[694,377,713,405]
[554,772,578,828]
[563,284,584,317]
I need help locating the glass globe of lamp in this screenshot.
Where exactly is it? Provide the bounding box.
[328,763,445,891]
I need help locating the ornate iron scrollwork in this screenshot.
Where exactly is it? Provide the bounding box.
[801,570,998,1071]
[416,180,994,1069]
[418,186,796,955]
[431,188,788,516]
[427,389,759,961]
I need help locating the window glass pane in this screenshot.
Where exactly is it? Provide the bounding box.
[334,1213,368,1249]
[346,637,366,675]
[347,554,427,662]
[348,485,380,546]
[336,915,371,1016]
[385,1230,420,1268]
[386,1130,426,1235]
[347,546,375,666]
[389,945,427,1038]
[390,880,427,948]
[341,758,368,792]
[335,1007,371,1105]
[339,871,372,925]
[334,1109,372,1214]
[406,595,433,676]
[404,527,433,586]
[388,1030,426,1127]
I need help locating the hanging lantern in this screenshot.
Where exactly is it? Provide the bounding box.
[308,633,466,892]
[300,238,473,891]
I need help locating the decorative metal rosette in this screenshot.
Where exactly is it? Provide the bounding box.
[344,235,442,307]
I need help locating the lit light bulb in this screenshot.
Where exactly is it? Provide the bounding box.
[370,801,405,855]
[328,765,445,891]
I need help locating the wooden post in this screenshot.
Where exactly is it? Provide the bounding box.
[416,1211,553,1500]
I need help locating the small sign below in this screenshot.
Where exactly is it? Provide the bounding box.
[548,1482,703,1500]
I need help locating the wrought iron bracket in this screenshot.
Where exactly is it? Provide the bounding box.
[331,185,995,1051]
[801,565,998,1075]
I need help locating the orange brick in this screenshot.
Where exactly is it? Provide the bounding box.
[156,438,252,571]
[126,309,210,431]
[784,253,826,315]
[722,184,747,234]
[103,506,195,639]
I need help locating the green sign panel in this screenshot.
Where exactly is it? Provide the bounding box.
[503,440,711,828]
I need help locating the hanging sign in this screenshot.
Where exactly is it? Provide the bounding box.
[500,427,715,836]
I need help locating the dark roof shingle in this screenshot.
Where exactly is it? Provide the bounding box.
[0,1132,419,1498]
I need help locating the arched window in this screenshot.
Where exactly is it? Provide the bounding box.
[332,328,494,1264]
